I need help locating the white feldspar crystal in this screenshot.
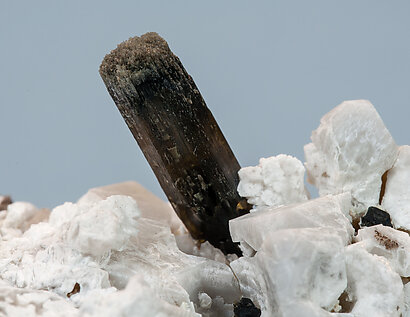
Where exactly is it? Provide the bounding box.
[229,193,354,254]
[355,225,410,277]
[231,228,347,316]
[304,100,399,216]
[382,145,410,231]
[345,244,404,317]
[0,279,79,317]
[78,181,184,233]
[0,188,240,316]
[237,154,309,210]
[78,181,226,262]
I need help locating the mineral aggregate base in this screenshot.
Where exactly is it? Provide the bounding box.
[99,32,249,255]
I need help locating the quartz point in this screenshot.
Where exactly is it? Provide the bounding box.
[99,32,249,254]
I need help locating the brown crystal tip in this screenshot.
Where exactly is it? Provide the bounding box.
[99,32,249,255]
[100,32,177,83]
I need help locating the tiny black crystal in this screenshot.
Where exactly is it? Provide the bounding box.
[234,298,261,317]
[361,206,393,228]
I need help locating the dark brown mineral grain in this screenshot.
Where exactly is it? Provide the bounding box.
[99,32,250,255]
[0,196,12,211]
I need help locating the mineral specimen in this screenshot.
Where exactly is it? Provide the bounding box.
[304,100,398,217]
[0,195,12,211]
[229,193,354,255]
[360,206,393,228]
[382,145,410,231]
[237,155,309,210]
[99,32,249,255]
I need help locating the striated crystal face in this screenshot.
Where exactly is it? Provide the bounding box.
[100,32,249,255]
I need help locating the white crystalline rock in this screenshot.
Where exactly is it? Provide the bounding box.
[304,100,399,216]
[78,182,226,262]
[237,154,309,210]
[0,202,50,238]
[50,196,140,257]
[0,279,79,317]
[404,283,410,317]
[355,225,410,277]
[174,233,226,263]
[344,244,404,317]
[382,145,410,231]
[78,181,184,233]
[229,193,354,253]
[0,195,138,298]
[0,189,241,316]
[231,228,347,316]
[80,274,200,317]
[105,217,240,315]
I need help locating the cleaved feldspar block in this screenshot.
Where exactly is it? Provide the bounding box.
[355,224,410,277]
[345,244,405,317]
[304,100,399,216]
[237,154,309,210]
[229,193,354,254]
[230,228,347,315]
[381,145,410,231]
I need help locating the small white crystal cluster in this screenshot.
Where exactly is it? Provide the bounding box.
[1,99,410,316]
[234,100,410,316]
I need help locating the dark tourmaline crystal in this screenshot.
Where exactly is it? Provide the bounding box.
[234,298,261,317]
[99,32,250,255]
[361,206,393,228]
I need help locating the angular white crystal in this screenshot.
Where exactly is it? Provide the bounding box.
[345,244,404,316]
[231,228,347,315]
[355,225,410,277]
[229,193,354,252]
[304,100,399,216]
[382,145,410,231]
[237,154,309,210]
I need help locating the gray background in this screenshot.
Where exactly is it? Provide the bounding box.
[1,1,409,208]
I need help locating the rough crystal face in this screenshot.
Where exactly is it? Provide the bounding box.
[99,32,248,255]
[229,193,354,252]
[304,100,399,217]
[344,244,404,317]
[230,228,347,315]
[381,145,410,231]
[354,225,410,277]
[360,206,393,228]
[237,154,309,210]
